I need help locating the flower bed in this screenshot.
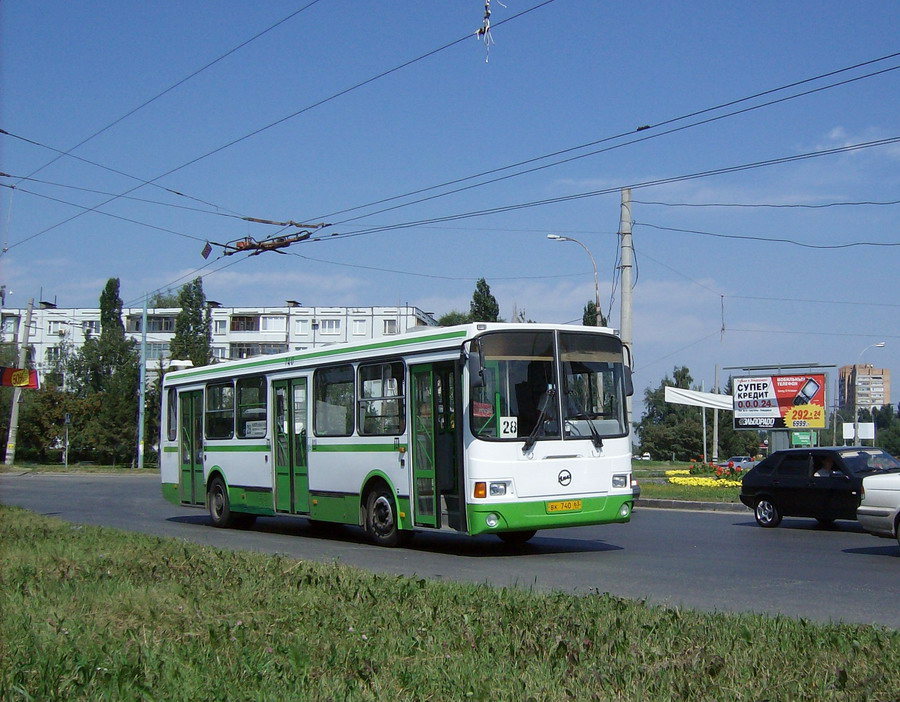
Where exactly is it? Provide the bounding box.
[667,476,742,488]
[663,461,744,488]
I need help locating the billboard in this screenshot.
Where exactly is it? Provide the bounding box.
[732,374,826,430]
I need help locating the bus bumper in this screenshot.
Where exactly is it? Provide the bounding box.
[466,494,633,536]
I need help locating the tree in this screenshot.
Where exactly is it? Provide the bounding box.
[582,300,606,327]
[99,278,125,338]
[149,288,179,308]
[66,278,140,464]
[469,278,500,322]
[169,277,213,367]
[437,310,471,326]
[634,367,756,462]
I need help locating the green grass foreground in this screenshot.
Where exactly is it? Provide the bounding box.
[2,506,899,700]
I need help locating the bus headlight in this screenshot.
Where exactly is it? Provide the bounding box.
[619,503,631,518]
[485,513,500,528]
[489,481,510,496]
[612,474,628,488]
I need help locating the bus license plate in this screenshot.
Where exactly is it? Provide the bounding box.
[546,499,582,513]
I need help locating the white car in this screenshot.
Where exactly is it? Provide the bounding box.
[719,455,756,470]
[858,469,900,546]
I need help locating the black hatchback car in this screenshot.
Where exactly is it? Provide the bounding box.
[740,447,900,528]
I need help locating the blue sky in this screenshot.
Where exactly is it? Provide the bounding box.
[2,1,899,407]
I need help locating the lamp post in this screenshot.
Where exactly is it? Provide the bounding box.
[853,341,885,444]
[547,234,603,326]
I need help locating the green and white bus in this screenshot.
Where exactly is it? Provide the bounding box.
[160,322,637,546]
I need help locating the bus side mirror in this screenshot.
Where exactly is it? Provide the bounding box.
[467,349,485,388]
[624,367,634,397]
[465,339,486,388]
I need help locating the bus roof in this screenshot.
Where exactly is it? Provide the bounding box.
[162,322,620,385]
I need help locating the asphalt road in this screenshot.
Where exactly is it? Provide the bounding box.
[2,472,898,628]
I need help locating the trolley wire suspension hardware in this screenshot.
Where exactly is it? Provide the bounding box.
[202,222,331,258]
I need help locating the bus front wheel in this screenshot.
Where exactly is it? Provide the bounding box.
[365,486,410,547]
[498,530,537,545]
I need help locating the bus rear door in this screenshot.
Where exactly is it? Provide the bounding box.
[179,389,204,505]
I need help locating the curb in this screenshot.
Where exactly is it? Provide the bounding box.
[635,498,749,514]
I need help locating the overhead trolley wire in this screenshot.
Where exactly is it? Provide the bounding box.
[312,51,900,224]
[1,0,557,255]
[0,128,244,218]
[13,0,325,186]
[0,183,208,245]
[634,198,900,209]
[0,172,254,222]
[317,135,900,241]
[637,222,900,249]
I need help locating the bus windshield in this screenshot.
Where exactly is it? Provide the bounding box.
[470,330,628,443]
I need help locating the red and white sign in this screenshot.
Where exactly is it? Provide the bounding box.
[732,374,826,430]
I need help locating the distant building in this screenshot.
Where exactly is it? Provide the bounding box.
[0,302,438,381]
[838,364,891,414]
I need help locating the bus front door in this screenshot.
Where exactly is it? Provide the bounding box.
[411,362,461,529]
[411,366,438,527]
[273,378,310,514]
[179,390,204,505]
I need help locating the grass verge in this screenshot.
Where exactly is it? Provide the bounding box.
[0,463,159,475]
[2,504,898,700]
[638,482,742,503]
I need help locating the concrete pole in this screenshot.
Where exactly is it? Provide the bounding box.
[619,189,634,425]
[712,364,720,463]
[137,295,148,469]
[619,188,633,349]
[5,298,34,465]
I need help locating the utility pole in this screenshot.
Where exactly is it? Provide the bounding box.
[136,295,148,469]
[5,298,34,465]
[619,189,634,421]
[619,188,633,348]
[713,364,720,464]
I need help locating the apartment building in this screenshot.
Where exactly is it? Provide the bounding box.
[0,302,438,380]
[838,364,892,413]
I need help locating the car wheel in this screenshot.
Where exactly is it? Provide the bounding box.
[754,498,782,528]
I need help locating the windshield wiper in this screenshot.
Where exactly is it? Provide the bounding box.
[572,411,604,451]
[523,389,556,453]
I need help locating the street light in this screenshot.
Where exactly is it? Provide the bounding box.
[547,234,603,325]
[853,341,885,444]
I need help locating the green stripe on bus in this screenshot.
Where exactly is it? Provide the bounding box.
[312,444,407,453]
[168,329,468,380]
[163,446,178,453]
[205,444,270,453]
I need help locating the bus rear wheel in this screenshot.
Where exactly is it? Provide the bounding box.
[365,486,410,547]
[498,530,537,545]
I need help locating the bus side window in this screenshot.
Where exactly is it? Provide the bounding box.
[237,376,267,438]
[206,381,235,439]
[314,365,354,436]
[358,361,405,436]
[166,388,177,441]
